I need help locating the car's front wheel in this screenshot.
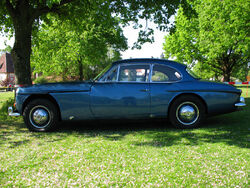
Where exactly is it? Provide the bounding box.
[169,95,205,129]
[23,99,59,132]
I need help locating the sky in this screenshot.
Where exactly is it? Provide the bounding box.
[0,22,168,59]
[0,35,14,50]
[121,23,168,59]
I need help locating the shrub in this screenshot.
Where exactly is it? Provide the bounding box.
[0,77,10,87]
[34,76,48,84]
[0,98,14,119]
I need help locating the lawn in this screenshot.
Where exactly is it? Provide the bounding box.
[0,88,249,187]
[0,91,14,107]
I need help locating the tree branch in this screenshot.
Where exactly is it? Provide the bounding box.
[5,0,16,19]
[206,60,224,72]
[33,0,76,20]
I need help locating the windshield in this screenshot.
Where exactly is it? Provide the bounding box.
[186,67,200,79]
[93,64,112,81]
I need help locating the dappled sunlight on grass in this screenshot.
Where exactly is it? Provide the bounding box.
[0,90,249,187]
[0,116,248,187]
[0,98,249,149]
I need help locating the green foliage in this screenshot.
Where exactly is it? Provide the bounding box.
[0,97,14,119]
[31,10,127,80]
[151,72,169,82]
[192,62,219,81]
[164,0,250,81]
[0,44,12,54]
[0,0,190,84]
[33,76,48,84]
[0,92,14,119]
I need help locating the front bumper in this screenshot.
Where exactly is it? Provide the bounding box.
[8,107,21,117]
[235,97,246,107]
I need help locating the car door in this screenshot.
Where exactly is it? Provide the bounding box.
[90,64,151,118]
[150,64,182,117]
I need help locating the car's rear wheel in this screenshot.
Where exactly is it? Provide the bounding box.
[169,95,205,129]
[23,99,59,132]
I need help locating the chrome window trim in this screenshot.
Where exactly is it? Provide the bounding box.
[98,65,118,82]
[110,81,149,84]
[116,64,120,82]
[97,81,149,84]
[149,64,153,83]
[150,63,183,83]
[98,63,182,83]
[95,64,112,81]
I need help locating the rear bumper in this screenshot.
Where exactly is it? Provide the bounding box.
[235,97,246,107]
[8,107,21,117]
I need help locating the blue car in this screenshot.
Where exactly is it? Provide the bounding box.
[9,59,246,132]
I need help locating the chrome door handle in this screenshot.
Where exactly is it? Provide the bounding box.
[140,89,149,92]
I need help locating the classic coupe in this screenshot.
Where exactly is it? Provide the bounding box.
[9,58,246,132]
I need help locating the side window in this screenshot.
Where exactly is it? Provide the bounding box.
[151,65,181,82]
[106,67,118,81]
[99,66,118,82]
[118,64,150,82]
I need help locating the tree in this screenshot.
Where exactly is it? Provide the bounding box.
[163,0,250,81]
[31,11,127,80]
[0,0,78,85]
[0,0,187,85]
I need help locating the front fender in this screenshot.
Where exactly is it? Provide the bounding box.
[16,94,30,114]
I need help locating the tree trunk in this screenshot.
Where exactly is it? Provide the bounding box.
[12,23,33,85]
[78,59,83,81]
[223,69,231,82]
[220,56,232,82]
[11,6,34,85]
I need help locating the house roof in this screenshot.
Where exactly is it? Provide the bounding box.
[0,53,14,73]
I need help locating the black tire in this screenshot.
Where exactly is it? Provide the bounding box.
[169,95,205,129]
[23,99,59,132]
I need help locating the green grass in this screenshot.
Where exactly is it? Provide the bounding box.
[0,89,249,187]
[0,92,14,107]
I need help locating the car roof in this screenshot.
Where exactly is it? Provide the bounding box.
[113,58,187,70]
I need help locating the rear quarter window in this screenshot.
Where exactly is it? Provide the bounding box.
[151,65,182,82]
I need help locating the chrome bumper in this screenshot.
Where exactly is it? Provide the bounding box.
[8,107,21,117]
[235,97,246,107]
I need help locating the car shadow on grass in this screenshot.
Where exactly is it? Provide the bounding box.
[58,114,248,149]
[0,117,67,148]
[0,98,249,149]
[57,107,249,149]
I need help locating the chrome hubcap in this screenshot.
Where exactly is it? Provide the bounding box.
[29,106,51,128]
[33,109,49,125]
[176,102,199,125]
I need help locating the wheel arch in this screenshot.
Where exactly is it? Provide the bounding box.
[22,94,62,121]
[167,93,208,118]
